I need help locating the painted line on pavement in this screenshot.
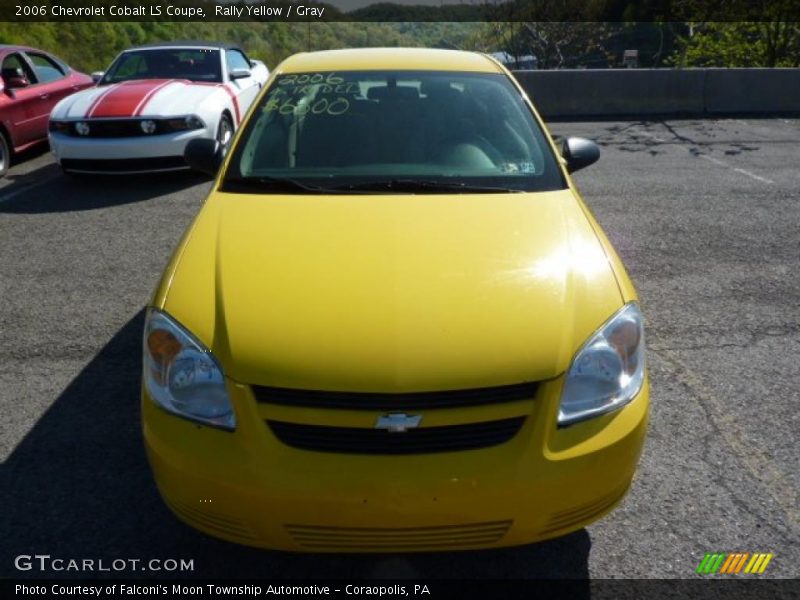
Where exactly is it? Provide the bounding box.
[699,154,775,184]
[0,174,61,204]
[633,127,774,185]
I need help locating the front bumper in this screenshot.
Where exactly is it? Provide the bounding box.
[49,129,210,174]
[143,375,649,552]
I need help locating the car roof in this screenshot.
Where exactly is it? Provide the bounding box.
[0,44,41,53]
[127,41,243,52]
[277,48,504,74]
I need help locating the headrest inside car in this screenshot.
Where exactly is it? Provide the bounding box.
[1,67,24,82]
[421,80,461,102]
[367,86,419,101]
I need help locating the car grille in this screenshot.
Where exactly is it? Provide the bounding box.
[61,156,187,173]
[267,417,525,455]
[285,520,513,551]
[541,484,630,536]
[58,119,183,138]
[165,497,257,541]
[252,382,538,410]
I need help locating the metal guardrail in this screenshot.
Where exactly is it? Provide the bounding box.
[513,68,800,118]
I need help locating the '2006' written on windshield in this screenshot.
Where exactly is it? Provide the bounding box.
[263,73,358,117]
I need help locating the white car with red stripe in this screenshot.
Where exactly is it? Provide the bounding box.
[49,42,268,174]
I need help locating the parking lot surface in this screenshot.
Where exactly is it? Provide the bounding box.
[1,119,798,579]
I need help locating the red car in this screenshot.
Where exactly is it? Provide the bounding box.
[0,45,93,178]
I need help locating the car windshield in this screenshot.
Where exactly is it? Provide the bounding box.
[102,48,222,84]
[223,70,566,194]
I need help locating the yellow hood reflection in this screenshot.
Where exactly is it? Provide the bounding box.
[161,189,623,391]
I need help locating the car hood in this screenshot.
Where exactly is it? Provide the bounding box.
[51,79,223,119]
[159,190,624,391]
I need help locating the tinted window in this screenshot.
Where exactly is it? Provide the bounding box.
[225,71,565,194]
[27,52,66,83]
[226,49,251,73]
[110,54,147,80]
[1,53,36,84]
[103,48,222,83]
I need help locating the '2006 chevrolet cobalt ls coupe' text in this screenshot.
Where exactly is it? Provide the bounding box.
[142,48,649,552]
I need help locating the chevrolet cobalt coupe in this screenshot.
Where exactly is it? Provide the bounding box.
[142,48,649,551]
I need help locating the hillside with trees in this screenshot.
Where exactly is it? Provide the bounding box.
[0,22,482,72]
[3,15,798,73]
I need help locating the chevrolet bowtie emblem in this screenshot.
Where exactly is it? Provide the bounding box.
[375,413,422,433]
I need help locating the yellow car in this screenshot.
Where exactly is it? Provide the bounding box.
[142,48,649,552]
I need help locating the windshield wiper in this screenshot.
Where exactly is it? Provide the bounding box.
[222,176,348,194]
[333,179,523,194]
[222,177,523,195]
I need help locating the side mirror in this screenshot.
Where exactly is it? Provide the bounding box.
[91,71,104,83]
[229,68,251,81]
[6,76,30,89]
[184,138,223,176]
[561,137,600,173]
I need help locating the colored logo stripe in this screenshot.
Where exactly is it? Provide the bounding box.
[719,553,749,573]
[745,553,773,574]
[733,553,750,573]
[697,552,773,575]
[697,553,724,574]
[719,553,737,573]
[696,553,712,574]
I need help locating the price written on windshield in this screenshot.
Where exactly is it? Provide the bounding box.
[264,74,359,116]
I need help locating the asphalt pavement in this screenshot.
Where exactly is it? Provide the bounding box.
[1,119,798,580]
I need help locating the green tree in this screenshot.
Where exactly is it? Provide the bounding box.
[672,21,800,67]
[0,22,483,73]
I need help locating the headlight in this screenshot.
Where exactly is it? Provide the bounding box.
[558,303,646,426]
[49,120,70,134]
[162,115,206,132]
[143,308,235,430]
[184,115,205,130]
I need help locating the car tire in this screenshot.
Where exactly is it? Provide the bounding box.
[0,131,10,179]
[217,113,234,156]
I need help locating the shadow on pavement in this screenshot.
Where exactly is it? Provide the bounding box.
[1,310,591,585]
[8,141,51,168]
[578,119,772,159]
[0,169,210,214]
